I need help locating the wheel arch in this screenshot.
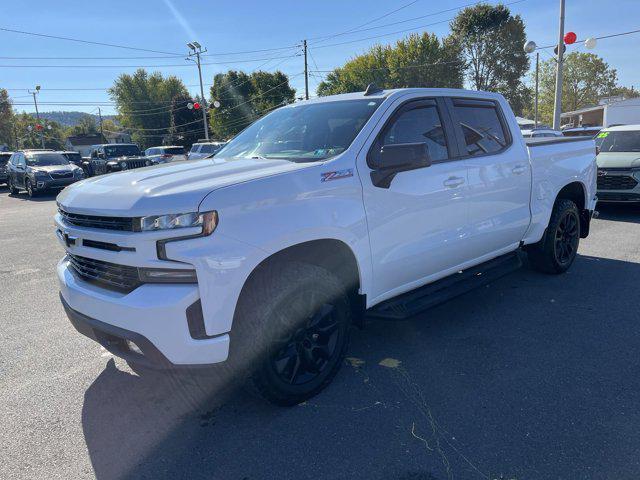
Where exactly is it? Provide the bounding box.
[555,181,590,238]
[234,238,366,327]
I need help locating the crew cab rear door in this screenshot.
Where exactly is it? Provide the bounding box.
[447,97,532,259]
[360,97,472,302]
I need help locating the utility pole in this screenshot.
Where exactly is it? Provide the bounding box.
[552,0,566,130]
[187,42,210,141]
[303,39,309,100]
[29,85,45,149]
[98,107,104,140]
[534,52,539,128]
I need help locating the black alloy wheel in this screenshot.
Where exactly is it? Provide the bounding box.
[270,302,341,386]
[554,210,579,266]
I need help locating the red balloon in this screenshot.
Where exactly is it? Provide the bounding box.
[193,102,201,110]
[564,32,577,45]
[35,124,43,131]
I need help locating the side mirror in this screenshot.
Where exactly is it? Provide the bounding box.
[370,142,432,188]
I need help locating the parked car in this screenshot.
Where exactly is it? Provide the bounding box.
[563,126,602,138]
[87,144,152,176]
[7,150,84,197]
[144,146,187,164]
[0,151,12,185]
[594,125,640,202]
[60,150,82,166]
[56,87,596,405]
[521,128,563,138]
[187,142,226,160]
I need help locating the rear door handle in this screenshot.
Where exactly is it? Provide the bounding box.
[443,176,465,188]
[512,165,527,175]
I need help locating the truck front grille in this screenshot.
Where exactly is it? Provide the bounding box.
[50,171,74,179]
[67,254,141,293]
[597,172,638,190]
[59,209,138,231]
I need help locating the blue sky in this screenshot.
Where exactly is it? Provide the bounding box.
[2,0,639,115]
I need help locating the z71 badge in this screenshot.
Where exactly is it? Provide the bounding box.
[321,169,354,182]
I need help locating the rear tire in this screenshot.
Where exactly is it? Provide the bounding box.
[527,198,580,274]
[230,262,352,406]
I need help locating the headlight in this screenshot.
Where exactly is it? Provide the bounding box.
[634,170,640,181]
[120,161,128,170]
[139,210,218,235]
[74,169,84,177]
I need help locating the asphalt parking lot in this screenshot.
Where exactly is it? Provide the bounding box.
[2,187,640,480]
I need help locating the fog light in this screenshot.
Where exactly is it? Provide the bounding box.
[137,267,198,283]
[126,340,143,355]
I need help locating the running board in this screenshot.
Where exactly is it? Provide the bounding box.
[367,252,522,320]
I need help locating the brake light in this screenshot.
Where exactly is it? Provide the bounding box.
[162,154,172,158]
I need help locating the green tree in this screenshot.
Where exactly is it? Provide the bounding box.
[12,112,65,150]
[67,116,98,136]
[108,69,190,149]
[209,70,296,139]
[537,52,619,124]
[450,3,530,114]
[317,33,464,96]
[167,93,205,148]
[0,89,15,149]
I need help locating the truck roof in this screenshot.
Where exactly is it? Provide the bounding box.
[295,87,506,106]
[601,124,640,132]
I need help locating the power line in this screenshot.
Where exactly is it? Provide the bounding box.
[536,28,640,50]
[0,26,181,56]
[0,53,301,69]
[310,0,423,44]
[310,0,527,49]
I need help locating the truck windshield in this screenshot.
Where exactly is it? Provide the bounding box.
[217,99,384,162]
[598,131,640,152]
[25,153,70,166]
[104,145,141,157]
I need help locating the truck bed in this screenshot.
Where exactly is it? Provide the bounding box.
[525,136,595,147]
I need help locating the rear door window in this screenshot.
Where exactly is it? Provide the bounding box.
[451,99,511,156]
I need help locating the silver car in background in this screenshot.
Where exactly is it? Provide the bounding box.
[187,142,226,160]
[596,125,640,202]
[144,146,187,164]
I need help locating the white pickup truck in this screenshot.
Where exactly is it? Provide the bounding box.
[56,87,597,405]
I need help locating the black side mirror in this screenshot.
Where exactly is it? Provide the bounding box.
[370,142,432,188]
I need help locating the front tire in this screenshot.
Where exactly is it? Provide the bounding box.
[527,198,580,274]
[25,179,37,198]
[8,178,19,195]
[231,262,352,406]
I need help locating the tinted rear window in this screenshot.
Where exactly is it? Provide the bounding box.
[0,153,11,165]
[163,147,185,155]
[452,100,509,156]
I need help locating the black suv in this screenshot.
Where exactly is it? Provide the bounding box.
[7,150,85,197]
[87,144,152,176]
[0,151,12,185]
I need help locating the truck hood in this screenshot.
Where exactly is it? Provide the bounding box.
[57,157,315,216]
[597,152,640,169]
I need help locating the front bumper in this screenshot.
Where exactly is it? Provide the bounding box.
[58,258,230,367]
[35,176,80,190]
[597,169,640,202]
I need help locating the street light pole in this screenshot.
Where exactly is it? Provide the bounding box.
[187,42,210,141]
[552,0,566,130]
[534,52,539,128]
[303,39,309,100]
[29,85,45,149]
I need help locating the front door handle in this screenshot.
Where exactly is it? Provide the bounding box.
[443,176,465,188]
[512,164,527,175]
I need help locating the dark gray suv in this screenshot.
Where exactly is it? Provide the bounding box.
[7,150,85,197]
[0,151,12,185]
